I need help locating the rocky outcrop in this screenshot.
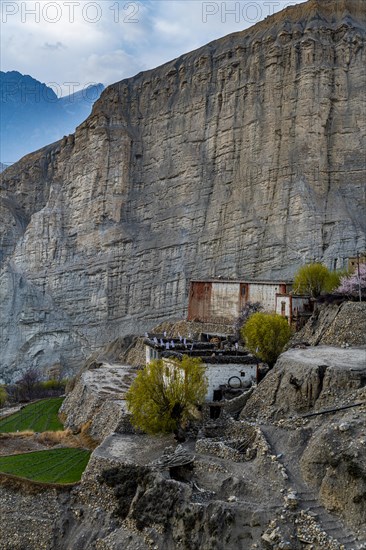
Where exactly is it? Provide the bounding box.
[1,423,364,549]
[300,408,366,533]
[291,301,366,347]
[1,0,366,381]
[60,363,137,442]
[0,484,69,550]
[241,346,366,420]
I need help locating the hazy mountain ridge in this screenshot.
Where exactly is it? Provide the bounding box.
[0,71,104,163]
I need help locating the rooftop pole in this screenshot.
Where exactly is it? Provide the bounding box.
[357,252,362,302]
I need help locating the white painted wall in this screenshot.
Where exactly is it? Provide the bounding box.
[160,356,257,401]
[204,363,257,401]
[275,295,311,321]
[146,346,160,365]
[276,296,291,318]
[248,283,280,311]
[211,282,239,319]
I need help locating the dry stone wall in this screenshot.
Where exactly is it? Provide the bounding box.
[292,302,366,347]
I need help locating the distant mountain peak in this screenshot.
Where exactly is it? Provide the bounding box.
[60,83,105,105]
[0,71,104,163]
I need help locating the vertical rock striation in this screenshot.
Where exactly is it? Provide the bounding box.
[1,0,365,380]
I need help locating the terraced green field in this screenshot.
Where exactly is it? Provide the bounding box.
[0,448,91,483]
[0,398,64,433]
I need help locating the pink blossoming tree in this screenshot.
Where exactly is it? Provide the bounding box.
[337,263,366,296]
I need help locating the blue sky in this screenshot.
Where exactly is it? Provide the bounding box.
[1,0,306,96]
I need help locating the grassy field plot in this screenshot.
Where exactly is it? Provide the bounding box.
[0,448,91,483]
[0,398,64,433]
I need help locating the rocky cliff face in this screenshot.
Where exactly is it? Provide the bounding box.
[1,0,366,381]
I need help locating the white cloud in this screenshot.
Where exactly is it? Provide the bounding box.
[82,49,138,86]
[1,0,307,95]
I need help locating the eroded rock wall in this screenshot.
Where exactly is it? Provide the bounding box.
[300,408,366,532]
[1,0,366,380]
[60,363,136,442]
[241,346,366,420]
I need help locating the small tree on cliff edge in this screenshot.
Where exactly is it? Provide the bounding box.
[241,312,292,368]
[293,262,342,298]
[0,386,8,408]
[126,356,207,435]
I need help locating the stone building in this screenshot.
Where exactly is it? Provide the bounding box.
[187,279,292,323]
[348,254,366,272]
[275,293,314,327]
[187,278,315,326]
[144,335,260,402]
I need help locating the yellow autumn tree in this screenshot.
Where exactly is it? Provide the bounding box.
[126,356,207,435]
[293,262,345,298]
[241,312,292,368]
[0,386,8,408]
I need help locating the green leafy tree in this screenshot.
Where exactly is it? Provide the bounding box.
[294,262,340,298]
[126,356,208,435]
[0,386,8,408]
[325,268,350,293]
[241,312,292,368]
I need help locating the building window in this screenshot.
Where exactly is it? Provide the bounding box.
[281,302,286,316]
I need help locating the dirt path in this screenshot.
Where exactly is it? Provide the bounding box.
[261,424,363,550]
